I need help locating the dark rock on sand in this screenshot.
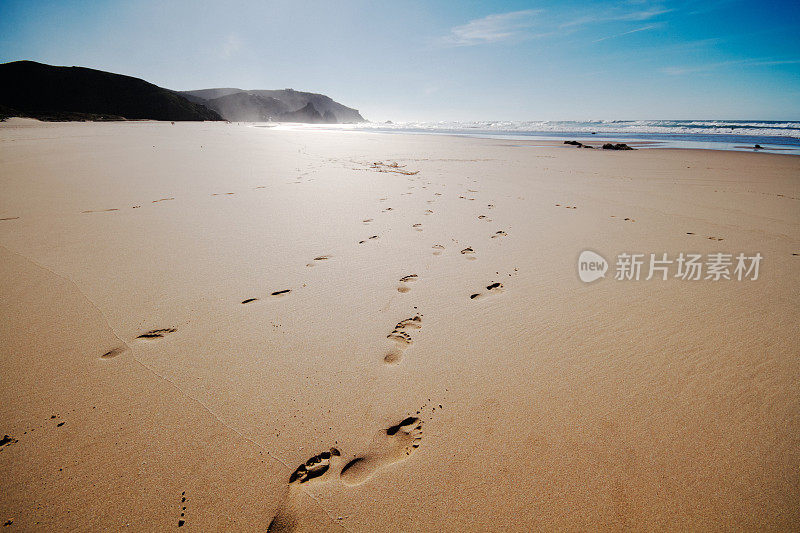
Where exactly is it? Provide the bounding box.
[602,143,634,150]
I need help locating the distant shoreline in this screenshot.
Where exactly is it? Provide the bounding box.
[259,121,800,155]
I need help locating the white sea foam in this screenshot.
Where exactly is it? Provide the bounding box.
[351,120,800,139]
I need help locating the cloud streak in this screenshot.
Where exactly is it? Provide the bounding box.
[591,24,659,43]
[559,6,671,28]
[441,10,541,47]
[441,4,671,47]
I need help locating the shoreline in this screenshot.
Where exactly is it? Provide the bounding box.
[4,116,800,155]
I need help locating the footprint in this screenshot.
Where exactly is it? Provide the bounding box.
[152,197,174,203]
[358,235,380,244]
[178,491,188,527]
[0,435,18,448]
[241,298,259,304]
[412,223,423,232]
[470,282,504,300]
[268,448,342,533]
[0,217,20,221]
[397,274,418,293]
[340,417,423,486]
[491,231,508,238]
[363,218,373,223]
[461,247,477,260]
[306,255,331,267]
[271,289,291,296]
[82,208,119,213]
[100,346,128,359]
[137,328,176,339]
[385,315,422,363]
[432,244,445,256]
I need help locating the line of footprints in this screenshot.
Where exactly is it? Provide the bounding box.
[90,162,516,530]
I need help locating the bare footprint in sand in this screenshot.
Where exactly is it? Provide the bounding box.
[470,282,504,300]
[339,417,423,486]
[432,244,445,256]
[101,346,128,359]
[137,328,176,340]
[306,255,331,267]
[268,448,342,533]
[397,274,418,293]
[384,315,422,364]
[461,246,477,260]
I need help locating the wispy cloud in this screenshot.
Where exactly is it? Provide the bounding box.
[560,6,671,28]
[439,3,673,48]
[592,24,659,43]
[441,10,541,47]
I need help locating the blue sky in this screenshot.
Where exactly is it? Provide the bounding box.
[1,0,798,121]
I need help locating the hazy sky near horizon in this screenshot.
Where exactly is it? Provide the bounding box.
[1,0,798,121]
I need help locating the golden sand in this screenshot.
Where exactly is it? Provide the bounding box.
[1,119,798,530]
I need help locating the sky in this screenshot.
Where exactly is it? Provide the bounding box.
[1,0,798,121]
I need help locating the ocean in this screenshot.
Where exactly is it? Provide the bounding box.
[342,119,800,154]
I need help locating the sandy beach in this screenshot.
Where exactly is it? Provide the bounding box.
[0,119,798,531]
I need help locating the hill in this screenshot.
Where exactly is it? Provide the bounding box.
[181,88,365,123]
[0,61,221,121]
